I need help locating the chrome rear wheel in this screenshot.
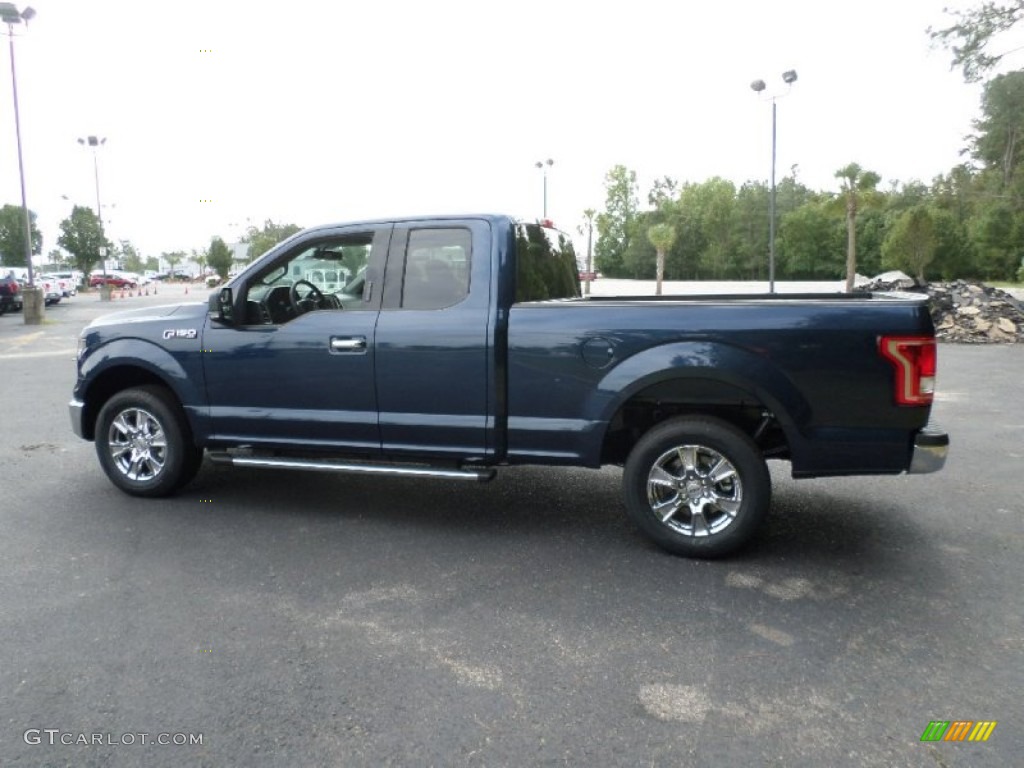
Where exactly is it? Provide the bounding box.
[624,416,770,558]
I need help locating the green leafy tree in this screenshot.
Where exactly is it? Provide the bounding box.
[162,250,186,277]
[854,208,887,278]
[647,176,679,208]
[971,203,1024,278]
[191,248,207,276]
[647,223,676,295]
[118,239,144,274]
[595,165,640,277]
[834,163,883,291]
[207,236,234,280]
[622,210,657,279]
[929,1,1024,82]
[57,206,109,278]
[242,219,303,262]
[689,178,738,279]
[882,206,938,280]
[144,256,159,272]
[971,71,1024,188]
[0,204,43,266]
[733,181,770,279]
[778,202,845,279]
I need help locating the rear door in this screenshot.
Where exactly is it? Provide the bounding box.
[373,219,494,459]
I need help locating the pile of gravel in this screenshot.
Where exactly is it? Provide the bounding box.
[855,273,1024,343]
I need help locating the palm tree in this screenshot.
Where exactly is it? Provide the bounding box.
[579,208,597,295]
[647,223,677,295]
[835,163,882,292]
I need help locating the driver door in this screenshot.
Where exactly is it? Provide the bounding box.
[202,225,391,453]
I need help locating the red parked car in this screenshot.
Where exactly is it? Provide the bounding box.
[90,272,137,289]
[0,272,21,315]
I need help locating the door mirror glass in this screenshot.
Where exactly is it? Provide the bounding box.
[216,286,233,324]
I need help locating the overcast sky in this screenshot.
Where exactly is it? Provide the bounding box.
[0,0,1019,263]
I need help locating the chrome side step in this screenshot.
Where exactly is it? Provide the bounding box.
[208,452,496,482]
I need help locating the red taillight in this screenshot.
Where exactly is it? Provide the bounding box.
[879,336,936,406]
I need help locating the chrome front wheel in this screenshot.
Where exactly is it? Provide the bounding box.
[95,386,203,497]
[107,406,168,482]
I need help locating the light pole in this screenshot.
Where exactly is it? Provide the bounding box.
[78,135,111,299]
[750,69,797,294]
[1,3,40,323]
[535,158,554,219]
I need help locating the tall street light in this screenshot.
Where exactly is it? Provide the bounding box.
[78,135,111,299]
[535,158,554,219]
[750,69,797,294]
[1,3,40,323]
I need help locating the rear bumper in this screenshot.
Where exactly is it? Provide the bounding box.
[908,426,948,474]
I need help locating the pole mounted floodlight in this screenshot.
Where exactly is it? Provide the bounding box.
[750,69,798,294]
[0,4,35,24]
[78,135,110,287]
[535,158,554,219]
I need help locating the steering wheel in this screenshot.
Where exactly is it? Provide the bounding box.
[289,279,325,314]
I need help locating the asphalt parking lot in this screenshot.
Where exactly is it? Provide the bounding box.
[0,287,1021,767]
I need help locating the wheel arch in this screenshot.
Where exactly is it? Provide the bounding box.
[590,341,810,466]
[78,342,203,442]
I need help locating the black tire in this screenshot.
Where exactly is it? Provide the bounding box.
[623,416,771,558]
[94,386,203,497]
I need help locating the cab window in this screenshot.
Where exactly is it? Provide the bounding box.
[400,228,471,310]
[243,235,373,324]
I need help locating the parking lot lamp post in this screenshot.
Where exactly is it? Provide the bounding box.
[535,158,554,219]
[1,3,41,323]
[78,135,111,300]
[750,70,797,294]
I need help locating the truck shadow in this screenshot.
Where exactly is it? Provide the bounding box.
[179,459,933,574]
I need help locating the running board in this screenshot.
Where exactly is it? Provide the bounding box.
[208,452,496,482]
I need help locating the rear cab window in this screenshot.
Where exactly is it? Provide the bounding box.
[514,222,581,302]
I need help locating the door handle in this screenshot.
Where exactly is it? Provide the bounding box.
[330,336,367,352]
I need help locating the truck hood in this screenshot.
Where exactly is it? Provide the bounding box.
[80,302,209,350]
[87,301,207,328]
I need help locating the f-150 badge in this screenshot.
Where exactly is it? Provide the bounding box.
[162,328,198,340]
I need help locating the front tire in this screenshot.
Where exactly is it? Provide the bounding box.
[95,386,203,497]
[623,416,771,558]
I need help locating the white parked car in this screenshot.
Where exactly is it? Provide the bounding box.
[37,275,62,305]
[49,271,80,296]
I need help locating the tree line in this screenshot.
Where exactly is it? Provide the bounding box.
[0,203,301,284]
[595,0,1024,287]
[592,69,1024,286]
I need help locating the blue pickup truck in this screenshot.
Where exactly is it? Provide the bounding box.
[70,215,948,557]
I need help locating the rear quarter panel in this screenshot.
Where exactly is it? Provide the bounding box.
[506,294,935,475]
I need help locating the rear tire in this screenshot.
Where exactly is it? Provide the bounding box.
[95,386,203,497]
[623,416,770,558]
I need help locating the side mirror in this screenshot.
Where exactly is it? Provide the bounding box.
[213,286,233,324]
